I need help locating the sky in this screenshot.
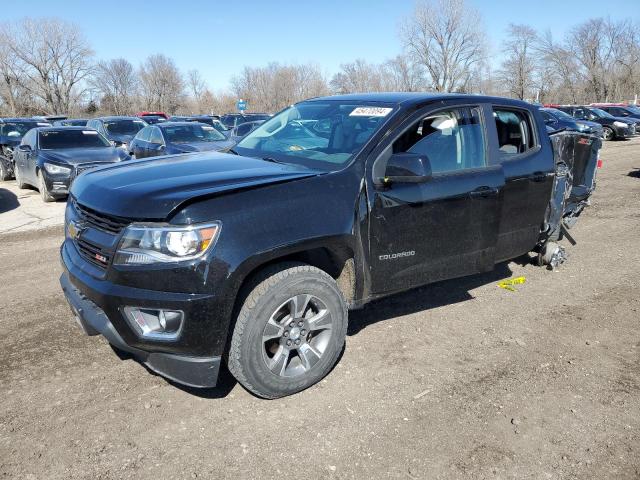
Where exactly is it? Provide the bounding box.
[2,0,639,92]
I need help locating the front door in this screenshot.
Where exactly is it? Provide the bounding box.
[368,104,504,294]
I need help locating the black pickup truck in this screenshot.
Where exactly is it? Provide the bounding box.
[60,93,600,398]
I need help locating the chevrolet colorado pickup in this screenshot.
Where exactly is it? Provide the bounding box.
[60,93,600,398]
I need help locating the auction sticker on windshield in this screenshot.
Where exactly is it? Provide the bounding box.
[82,130,98,135]
[350,107,393,117]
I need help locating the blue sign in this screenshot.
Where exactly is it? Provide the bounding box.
[237,100,247,112]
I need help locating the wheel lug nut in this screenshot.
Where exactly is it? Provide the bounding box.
[301,329,306,335]
[295,339,301,345]
[286,340,292,346]
[283,331,289,337]
[298,321,303,327]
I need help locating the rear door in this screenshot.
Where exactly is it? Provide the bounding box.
[489,106,555,261]
[368,103,504,293]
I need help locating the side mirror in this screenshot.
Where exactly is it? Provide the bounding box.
[382,153,432,184]
[18,144,31,152]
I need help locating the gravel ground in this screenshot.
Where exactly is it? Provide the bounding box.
[1,139,639,479]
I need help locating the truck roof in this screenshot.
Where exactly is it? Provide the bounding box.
[307,92,534,109]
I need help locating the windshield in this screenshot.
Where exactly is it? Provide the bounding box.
[1,122,38,137]
[625,105,640,114]
[546,108,575,121]
[235,102,394,169]
[39,129,111,149]
[162,123,226,143]
[141,116,165,124]
[104,119,146,135]
[589,108,614,119]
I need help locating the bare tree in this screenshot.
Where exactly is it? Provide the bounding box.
[187,69,206,110]
[138,54,185,113]
[498,24,538,100]
[330,59,384,93]
[232,62,329,112]
[400,0,485,92]
[90,58,136,115]
[537,31,581,104]
[1,18,93,114]
[382,55,424,91]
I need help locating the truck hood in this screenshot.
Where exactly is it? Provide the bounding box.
[70,152,321,219]
[40,147,126,166]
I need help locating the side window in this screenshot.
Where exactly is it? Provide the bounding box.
[390,106,486,174]
[493,108,536,155]
[22,129,36,148]
[541,111,554,123]
[236,123,253,137]
[149,127,163,144]
[137,126,152,142]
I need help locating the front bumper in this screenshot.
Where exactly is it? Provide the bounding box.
[613,125,634,138]
[59,271,221,389]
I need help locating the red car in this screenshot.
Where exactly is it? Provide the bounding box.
[136,111,168,120]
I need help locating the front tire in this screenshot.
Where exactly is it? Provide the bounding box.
[602,126,614,141]
[228,263,348,399]
[14,164,26,189]
[38,170,55,202]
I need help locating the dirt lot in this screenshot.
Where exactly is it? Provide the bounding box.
[1,139,639,480]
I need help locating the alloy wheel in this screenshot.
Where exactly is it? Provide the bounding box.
[261,294,334,377]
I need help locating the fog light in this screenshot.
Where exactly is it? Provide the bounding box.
[123,307,184,340]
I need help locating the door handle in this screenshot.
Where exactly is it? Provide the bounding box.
[529,172,548,182]
[469,186,499,198]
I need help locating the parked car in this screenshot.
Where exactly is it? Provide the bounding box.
[553,105,635,140]
[33,115,67,123]
[220,113,271,129]
[13,126,130,202]
[53,119,88,127]
[135,115,165,125]
[136,111,169,120]
[0,118,49,180]
[60,93,600,398]
[590,103,640,121]
[539,108,603,137]
[128,121,234,159]
[86,116,147,152]
[169,115,230,135]
[228,120,264,143]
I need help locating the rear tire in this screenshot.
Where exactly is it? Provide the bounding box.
[38,170,55,202]
[228,263,348,399]
[602,126,614,141]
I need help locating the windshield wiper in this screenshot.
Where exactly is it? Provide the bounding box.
[227,148,239,155]
[262,156,283,164]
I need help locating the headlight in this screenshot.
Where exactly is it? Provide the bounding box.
[613,121,627,128]
[113,222,221,265]
[43,162,71,175]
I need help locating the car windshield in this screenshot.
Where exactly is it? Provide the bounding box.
[235,102,394,170]
[59,120,87,126]
[104,119,146,135]
[39,129,111,149]
[2,122,38,137]
[625,105,640,114]
[162,123,226,143]
[546,108,575,121]
[589,108,614,119]
[142,116,165,124]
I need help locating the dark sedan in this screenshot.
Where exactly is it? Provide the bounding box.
[0,118,50,180]
[129,122,235,159]
[13,127,130,202]
[169,115,230,135]
[53,119,89,127]
[555,106,635,140]
[86,116,147,152]
[539,108,603,137]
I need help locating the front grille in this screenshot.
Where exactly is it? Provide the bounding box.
[77,238,111,268]
[72,199,130,234]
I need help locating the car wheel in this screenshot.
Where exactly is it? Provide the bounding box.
[14,164,26,189]
[0,162,8,181]
[228,263,348,399]
[38,170,55,202]
[602,126,614,141]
